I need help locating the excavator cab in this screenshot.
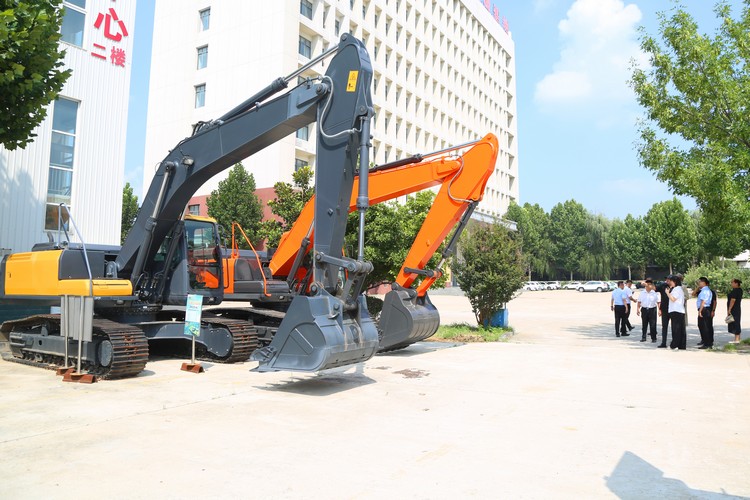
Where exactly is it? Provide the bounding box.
[158,216,225,306]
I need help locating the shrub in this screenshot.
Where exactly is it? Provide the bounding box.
[683,263,750,297]
[452,223,525,328]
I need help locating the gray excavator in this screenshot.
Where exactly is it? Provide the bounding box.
[0,34,379,377]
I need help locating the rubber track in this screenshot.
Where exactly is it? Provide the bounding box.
[199,316,258,363]
[1,315,149,380]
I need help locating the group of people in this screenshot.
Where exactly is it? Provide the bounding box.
[609,276,743,350]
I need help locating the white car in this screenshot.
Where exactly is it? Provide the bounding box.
[544,281,561,290]
[523,281,543,291]
[564,281,582,290]
[577,281,608,293]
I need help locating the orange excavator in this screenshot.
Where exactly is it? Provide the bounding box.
[217,133,498,353]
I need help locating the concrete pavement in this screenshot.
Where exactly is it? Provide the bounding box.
[0,290,748,499]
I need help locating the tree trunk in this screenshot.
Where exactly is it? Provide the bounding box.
[570,271,573,281]
[627,265,631,280]
[669,263,673,274]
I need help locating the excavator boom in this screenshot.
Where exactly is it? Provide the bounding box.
[268,134,498,351]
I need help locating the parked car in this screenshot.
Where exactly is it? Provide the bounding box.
[577,281,609,293]
[523,281,543,291]
[563,281,582,290]
[544,281,561,290]
[606,281,617,291]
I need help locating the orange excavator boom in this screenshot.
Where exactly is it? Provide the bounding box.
[269,133,499,351]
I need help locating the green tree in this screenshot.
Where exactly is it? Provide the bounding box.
[607,215,646,279]
[345,191,446,290]
[549,200,590,280]
[580,213,611,279]
[206,163,264,247]
[684,261,750,297]
[259,166,314,248]
[452,222,526,328]
[644,198,698,274]
[0,1,70,150]
[121,182,139,244]
[506,202,553,279]
[630,2,750,257]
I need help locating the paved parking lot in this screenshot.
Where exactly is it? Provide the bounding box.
[1,290,748,499]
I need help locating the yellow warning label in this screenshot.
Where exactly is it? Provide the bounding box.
[346,71,359,92]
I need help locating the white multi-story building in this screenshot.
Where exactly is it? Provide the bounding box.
[144,0,518,220]
[0,0,135,253]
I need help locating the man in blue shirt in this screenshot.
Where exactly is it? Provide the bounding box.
[696,276,714,349]
[610,281,630,337]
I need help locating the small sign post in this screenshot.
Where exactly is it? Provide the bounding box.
[181,294,205,373]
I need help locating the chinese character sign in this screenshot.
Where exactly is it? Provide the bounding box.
[477,0,510,32]
[90,3,130,68]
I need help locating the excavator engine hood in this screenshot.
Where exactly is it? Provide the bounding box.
[251,293,379,372]
[378,287,440,352]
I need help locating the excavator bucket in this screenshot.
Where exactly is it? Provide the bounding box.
[251,293,379,372]
[378,287,440,352]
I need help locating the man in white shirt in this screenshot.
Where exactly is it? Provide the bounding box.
[623,280,635,332]
[610,281,630,337]
[637,279,660,343]
[665,275,687,350]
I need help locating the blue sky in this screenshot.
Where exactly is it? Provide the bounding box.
[123,0,742,220]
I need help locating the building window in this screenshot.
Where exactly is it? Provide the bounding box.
[195,84,206,108]
[335,18,341,36]
[296,125,309,141]
[188,204,201,216]
[199,8,210,30]
[60,1,86,47]
[197,45,208,69]
[298,35,312,58]
[300,0,313,19]
[45,98,79,230]
[295,158,309,171]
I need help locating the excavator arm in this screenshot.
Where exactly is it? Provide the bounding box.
[117,35,373,306]
[269,134,498,350]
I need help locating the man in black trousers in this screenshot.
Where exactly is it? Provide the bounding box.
[637,279,660,342]
[656,279,671,348]
[623,280,635,332]
[610,281,630,337]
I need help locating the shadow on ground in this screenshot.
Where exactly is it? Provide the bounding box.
[377,341,463,358]
[606,451,749,499]
[255,370,375,396]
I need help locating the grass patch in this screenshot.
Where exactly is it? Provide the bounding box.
[720,338,750,353]
[431,322,514,343]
